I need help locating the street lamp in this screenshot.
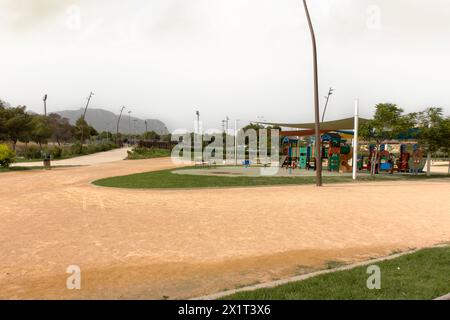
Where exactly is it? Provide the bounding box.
[195,110,200,135]
[128,111,132,135]
[302,0,322,187]
[116,106,126,145]
[80,91,94,152]
[43,94,48,116]
[321,87,334,123]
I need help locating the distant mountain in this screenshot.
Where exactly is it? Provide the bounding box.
[55,108,169,135]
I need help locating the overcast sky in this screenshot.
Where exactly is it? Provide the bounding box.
[1,0,449,130]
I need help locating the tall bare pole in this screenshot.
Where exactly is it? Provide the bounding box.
[80,91,94,150]
[43,94,48,116]
[321,87,334,123]
[116,106,126,145]
[303,0,322,186]
[196,111,200,134]
[83,91,94,119]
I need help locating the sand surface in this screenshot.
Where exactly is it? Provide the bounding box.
[1,157,449,299]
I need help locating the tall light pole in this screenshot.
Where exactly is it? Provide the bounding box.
[303,0,322,187]
[128,111,132,135]
[43,94,48,116]
[133,119,138,143]
[116,106,125,145]
[83,91,94,119]
[144,120,148,133]
[80,91,94,151]
[196,110,200,134]
[321,87,334,123]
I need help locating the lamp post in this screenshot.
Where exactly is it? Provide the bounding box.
[302,0,322,187]
[196,110,200,135]
[321,87,334,123]
[80,91,94,152]
[116,106,125,145]
[128,111,132,135]
[43,94,48,116]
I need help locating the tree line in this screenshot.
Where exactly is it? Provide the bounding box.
[360,103,450,175]
[0,100,98,151]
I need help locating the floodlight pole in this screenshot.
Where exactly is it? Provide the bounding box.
[196,111,200,135]
[321,87,334,123]
[80,91,94,149]
[116,106,125,145]
[303,0,322,186]
[352,99,359,180]
[43,94,48,116]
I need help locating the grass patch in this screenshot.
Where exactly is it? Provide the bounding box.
[0,166,44,172]
[126,147,171,160]
[0,165,78,173]
[92,167,450,189]
[325,260,346,270]
[221,247,450,300]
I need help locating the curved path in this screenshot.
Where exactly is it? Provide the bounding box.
[12,147,131,167]
[1,157,450,299]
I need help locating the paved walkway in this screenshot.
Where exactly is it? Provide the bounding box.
[1,157,449,299]
[12,147,131,167]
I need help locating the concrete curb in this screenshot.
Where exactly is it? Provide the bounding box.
[193,248,422,300]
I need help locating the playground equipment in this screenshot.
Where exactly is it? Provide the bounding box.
[277,126,427,175]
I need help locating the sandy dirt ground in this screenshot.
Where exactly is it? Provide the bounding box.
[0,157,449,299]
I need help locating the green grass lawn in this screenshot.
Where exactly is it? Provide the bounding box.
[0,166,48,172]
[0,165,77,173]
[126,148,172,160]
[221,247,450,300]
[92,167,450,189]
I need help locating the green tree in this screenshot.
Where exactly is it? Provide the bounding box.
[48,113,75,145]
[441,118,450,174]
[360,103,415,176]
[143,131,161,141]
[75,117,97,141]
[415,107,446,175]
[2,106,33,151]
[30,115,52,149]
[0,143,15,168]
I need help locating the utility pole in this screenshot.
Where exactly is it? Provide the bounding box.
[222,120,226,133]
[116,106,125,145]
[303,0,322,187]
[321,87,334,123]
[225,116,229,133]
[80,91,94,151]
[145,120,148,133]
[43,94,48,116]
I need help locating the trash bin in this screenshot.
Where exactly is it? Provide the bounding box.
[43,156,51,169]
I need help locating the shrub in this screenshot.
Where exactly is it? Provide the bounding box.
[49,146,63,159]
[0,144,16,168]
[16,145,42,159]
